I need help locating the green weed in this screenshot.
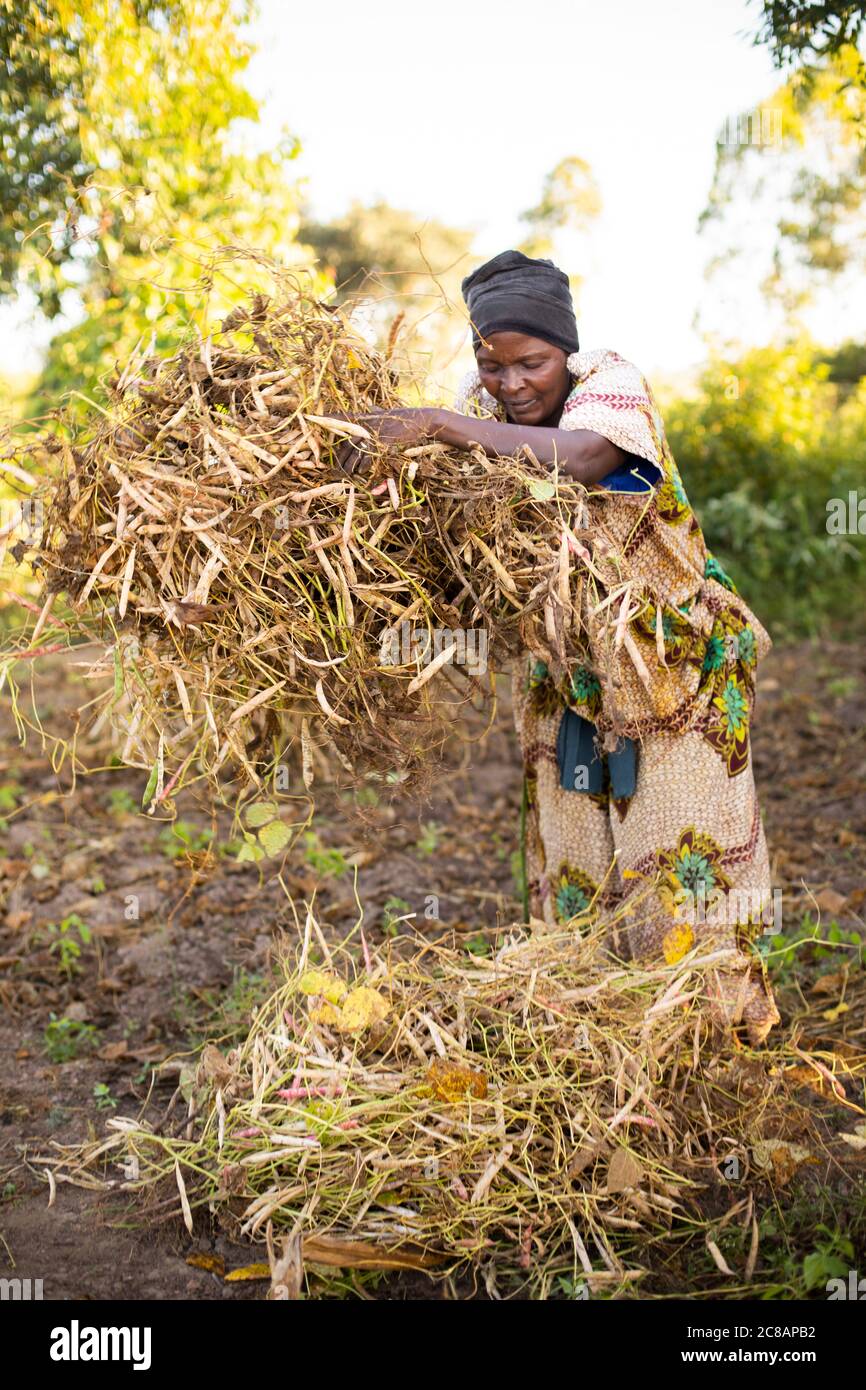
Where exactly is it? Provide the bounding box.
[303,831,348,879]
[45,913,93,978]
[43,1015,99,1063]
[159,820,213,859]
[92,1082,117,1111]
[415,821,443,856]
[382,895,411,936]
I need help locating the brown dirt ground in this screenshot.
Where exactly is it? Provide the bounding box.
[1,639,864,1300]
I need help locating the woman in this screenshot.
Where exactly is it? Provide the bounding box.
[341,249,780,1047]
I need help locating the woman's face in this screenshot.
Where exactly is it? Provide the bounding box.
[475,332,571,427]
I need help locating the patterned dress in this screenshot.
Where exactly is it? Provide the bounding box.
[455,349,781,1046]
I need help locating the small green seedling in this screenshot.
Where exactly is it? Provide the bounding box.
[43,1015,98,1063]
[46,913,92,978]
[92,1082,118,1111]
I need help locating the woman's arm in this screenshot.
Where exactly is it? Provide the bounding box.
[337,406,624,485]
[429,409,624,485]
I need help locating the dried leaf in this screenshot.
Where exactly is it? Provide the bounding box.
[606,1147,643,1193]
[425,1057,488,1102]
[225,1262,271,1282]
[186,1252,226,1276]
[839,1122,866,1151]
[337,986,389,1032]
[752,1139,816,1186]
[198,1043,236,1089]
[528,478,556,502]
[310,1000,343,1027]
[566,1142,606,1179]
[299,970,347,1003]
[811,970,847,996]
[814,888,848,914]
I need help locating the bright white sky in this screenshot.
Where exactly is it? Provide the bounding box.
[2,0,785,380]
[248,0,782,378]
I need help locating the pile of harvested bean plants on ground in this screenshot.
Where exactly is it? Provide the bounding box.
[41,906,808,1297]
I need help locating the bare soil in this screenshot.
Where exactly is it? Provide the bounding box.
[1,639,864,1299]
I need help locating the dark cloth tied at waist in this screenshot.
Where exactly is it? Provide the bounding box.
[556,707,637,799]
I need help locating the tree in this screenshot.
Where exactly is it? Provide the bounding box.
[299,201,472,302]
[2,1,306,411]
[751,1,866,76]
[298,200,476,391]
[0,0,92,311]
[516,156,601,260]
[510,156,601,322]
[697,47,866,348]
[666,340,866,638]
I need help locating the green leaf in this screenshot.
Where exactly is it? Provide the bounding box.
[528,478,556,501]
[236,840,265,864]
[244,800,279,828]
[803,1250,848,1290]
[257,819,292,857]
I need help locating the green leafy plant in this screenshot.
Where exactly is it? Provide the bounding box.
[159,819,213,860]
[826,675,858,699]
[415,821,443,856]
[183,967,269,1047]
[45,913,92,978]
[510,849,526,904]
[236,801,294,863]
[763,912,864,981]
[555,1274,589,1299]
[382,895,411,936]
[92,1082,117,1111]
[802,1229,855,1291]
[302,831,348,878]
[43,1015,98,1063]
[489,831,508,863]
[667,342,866,640]
[106,787,137,816]
[216,837,245,859]
[465,934,491,957]
[815,919,864,966]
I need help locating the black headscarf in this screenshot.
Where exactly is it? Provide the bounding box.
[461,249,579,356]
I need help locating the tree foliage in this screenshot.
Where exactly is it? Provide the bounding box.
[517,156,602,260]
[698,47,866,344]
[751,0,866,75]
[667,340,866,636]
[298,200,476,392]
[298,200,472,302]
[0,0,92,309]
[2,0,306,411]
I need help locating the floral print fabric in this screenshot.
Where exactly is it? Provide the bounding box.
[456,351,780,1045]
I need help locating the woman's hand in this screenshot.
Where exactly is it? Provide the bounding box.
[334,407,443,474]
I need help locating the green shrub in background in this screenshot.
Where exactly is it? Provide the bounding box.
[666,341,866,640]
